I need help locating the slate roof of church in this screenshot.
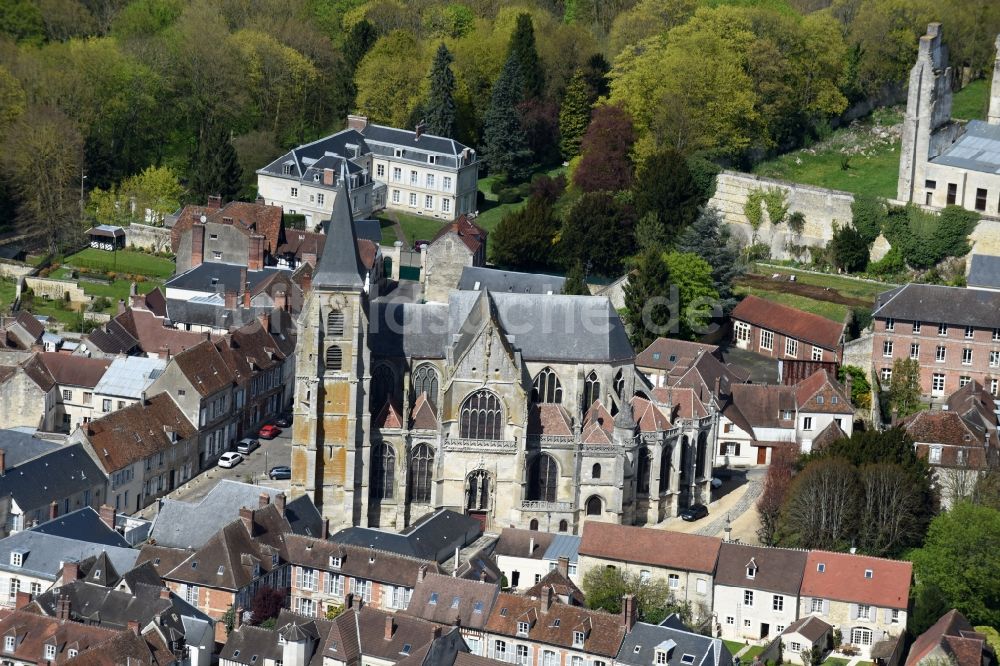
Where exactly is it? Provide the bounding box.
[458,266,565,295]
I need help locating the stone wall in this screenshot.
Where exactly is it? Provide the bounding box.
[0,261,35,281]
[21,276,91,304]
[125,223,172,253]
[709,171,857,260]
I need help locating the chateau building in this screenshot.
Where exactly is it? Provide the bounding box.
[290,184,716,534]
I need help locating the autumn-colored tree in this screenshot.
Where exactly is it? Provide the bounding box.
[572,104,636,193]
[250,586,285,625]
[756,445,797,546]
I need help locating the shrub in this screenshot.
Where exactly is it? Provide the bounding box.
[744,243,771,262]
[497,189,522,204]
[489,179,506,195]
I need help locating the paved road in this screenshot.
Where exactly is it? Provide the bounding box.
[695,474,764,537]
[135,429,292,520]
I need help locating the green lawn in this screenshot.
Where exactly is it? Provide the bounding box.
[724,641,747,656]
[29,298,82,327]
[48,267,161,310]
[952,79,990,121]
[378,212,446,247]
[475,165,567,233]
[0,279,15,309]
[752,138,899,199]
[741,646,765,661]
[735,284,849,323]
[377,218,399,246]
[751,264,893,300]
[822,658,850,666]
[62,248,175,279]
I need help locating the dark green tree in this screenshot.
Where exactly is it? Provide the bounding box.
[562,261,589,295]
[676,208,743,312]
[481,54,531,181]
[559,192,637,276]
[425,43,457,138]
[829,223,869,272]
[581,53,610,99]
[490,196,558,270]
[343,19,378,71]
[851,194,887,245]
[190,124,243,202]
[635,212,667,254]
[508,13,544,100]
[623,250,674,350]
[632,148,704,239]
[558,70,591,159]
[887,357,921,417]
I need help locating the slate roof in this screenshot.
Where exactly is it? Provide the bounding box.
[81,393,197,473]
[458,266,566,295]
[257,128,369,182]
[714,543,808,595]
[579,522,721,574]
[801,550,911,609]
[0,531,138,581]
[0,429,61,467]
[92,355,167,400]
[0,442,104,516]
[543,534,581,564]
[401,572,499,629]
[872,283,1000,328]
[363,123,473,159]
[312,178,366,290]
[330,509,481,564]
[165,262,288,294]
[84,318,139,355]
[905,609,993,666]
[966,254,1000,290]
[732,295,845,350]
[29,507,130,549]
[932,120,1000,173]
[134,545,191,578]
[617,618,732,666]
[39,353,111,388]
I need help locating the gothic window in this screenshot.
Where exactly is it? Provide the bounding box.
[680,436,692,482]
[327,310,345,336]
[586,496,602,516]
[325,345,343,371]
[528,454,559,503]
[614,369,625,398]
[460,390,503,440]
[558,520,568,532]
[696,431,708,480]
[409,444,434,504]
[583,372,601,408]
[467,470,490,511]
[370,442,395,500]
[532,368,563,403]
[637,447,652,495]
[658,444,672,493]
[592,463,601,479]
[412,364,439,405]
[371,365,395,411]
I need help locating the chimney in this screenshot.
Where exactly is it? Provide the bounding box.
[128,620,140,636]
[344,593,355,610]
[557,557,569,577]
[14,590,31,609]
[258,493,270,509]
[417,565,427,584]
[224,290,237,310]
[274,492,286,517]
[191,224,205,268]
[56,594,71,619]
[384,616,395,640]
[98,504,115,531]
[61,561,80,584]
[49,501,58,521]
[621,594,638,633]
[243,283,251,309]
[0,448,5,476]
[239,507,254,536]
[479,569,487,582]
[234,607,244,630]
[117,298,126,315]
[207,195,222,209]
[275,289,288,313]
[321,518,329,540]
[300,267,312,294]
[346,114,368,132]
[414,120,426,141]
[159,587,171,600]
[323,168,335,187]
[432,626,442,639]
[257,311,271,333]
[541,585,553,613]
[256,195,265,205]
[714,376,721,398]
[528,537,534,556]
[248,235,265,271]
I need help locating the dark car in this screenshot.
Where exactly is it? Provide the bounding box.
[268,465,291,480]
[680,504,709,522]
[275,414,293,428]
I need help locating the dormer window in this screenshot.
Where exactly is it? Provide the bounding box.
[817,396,824,404]
[656,651,668,665]
[314,174,320,182]
[10,552,22,567]
[572,631,585,648]
[44,644,56,660]
[4,635,14,652]
[817,563,825,572]
[329,556,341,569]
[746,565,757,579]
[93,569,101,580]
[429,592,438,605]
[428,155,436,164]
[516,621,529,636]
[217,566,225,576]
[282,164,292,175]
[394,149,403,158]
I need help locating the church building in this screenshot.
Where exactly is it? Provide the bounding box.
[290,183,717,533]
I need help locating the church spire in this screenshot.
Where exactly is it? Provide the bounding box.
[312,171,365,291]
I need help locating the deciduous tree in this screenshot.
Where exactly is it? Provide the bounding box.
[663,251,720,341]
[778,457,860,550]
[250,586,285,625]
[857,462,926,556]
[676,208,743,312]
[572,104,635,193]
[581,565,692,625]
[887,357,922,417]
[559,192,637,277]
[757,444,797,546]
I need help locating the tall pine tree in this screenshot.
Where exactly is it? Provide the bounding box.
[508,13,544,100]
[562,260,589,295]
[559,70,590,159]
[344,19,378,71]
[190,125,243,202]
[481,54,531,181]
[623,250,674,350]
[676,208,743,312]
[425,43,457,138]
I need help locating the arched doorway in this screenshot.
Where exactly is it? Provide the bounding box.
[466,469,491,531]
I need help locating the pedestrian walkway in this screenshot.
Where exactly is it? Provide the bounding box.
[696,478,763,536]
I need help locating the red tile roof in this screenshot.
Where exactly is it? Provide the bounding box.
[732,295,845,350]
[39,353,111,389]
[0,609,119,663]
[527,404,573,436]
[83,393,197,473]
[170,340,235,397]
[800,550,911,609]
[636,338,719,371]
[631,396,671,433]
[579,522,721,573]
[172,201,284,254]
[374,401,403,429]
[410,393,438,430]
[905,609,987,666]
[431,215,487,254]
[794,370,853,414]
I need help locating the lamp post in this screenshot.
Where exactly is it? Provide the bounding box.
[79,171,87,225]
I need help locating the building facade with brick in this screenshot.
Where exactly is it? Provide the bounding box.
[732,295,844,363]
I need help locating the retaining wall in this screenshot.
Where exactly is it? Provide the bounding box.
[125,223,172,253]
[0,261,35,281]
[21,276,91,304]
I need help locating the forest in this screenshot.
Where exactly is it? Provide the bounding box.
[0,0,999,255]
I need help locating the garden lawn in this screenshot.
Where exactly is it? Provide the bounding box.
[822,658,850,666]
[751,264,894,300]
[723,641,746,657]
[63,248,175,279]
[752,139,899,199]
[741,646,765,661]
[952,79,989,121]
[475,165,567,233]
[48,267,161,310]
[735,284,849,323]
[378,218,398,246]
[29,298,81,327]
[0,279,15,309]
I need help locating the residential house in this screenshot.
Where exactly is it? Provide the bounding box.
[401,572,499,657]
[616,615,733,666]
[905,609,997,666]
[523,561,585,607]
[170,197,285,274]
[0,439,106,537]
[0,608,120,664]
[578,522,720,622]
[219,609,331,666]
[284,536,441,618]
[394,627,502,666]
[218,318,294,435]
[798,551,911,658]
[74,393,199,514]
[493,529,555,592]
[38,354,112,433]
[712,543,808,643]
[329,510,483,567]
[1,312,44,351]
[81,306,209,360]
[27,506,130,549]
[422,216,487,303]
[323,599,445,666]
[0,355,59,432]
[636,339,724,389]
[59,625,188,666]
[780,616,834,665]
[871,283,1000,398]
[91,356,166,416]
[481,588,628,666]
[731,295,844,363]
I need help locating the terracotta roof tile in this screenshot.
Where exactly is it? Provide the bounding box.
[494,528,553,560]
[20,353,55,391]
[801,550,911,609]
[117,308,215,356]
[82,393,197,473]
[733,295,845,350]
[579,522,721,573]
[354,606,440,661]
[524,568,585,606]
[0,609,119,663]
[782,616,833,643]
[431,215,487,254]
[357,238,379,271]
[630,396,671,433]
[905,609,980,666]
[410,393,439,430]
[171,340,235,397]
[794,370,853,414]
[636,338,719,371]
[374,401,403,429]
[527,404,573,436]
[39,353,111,388]
[583,401,613,432]
[402,572,499,629]
[172,201,284,254]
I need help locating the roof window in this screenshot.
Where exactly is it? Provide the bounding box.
[817,563,825,572]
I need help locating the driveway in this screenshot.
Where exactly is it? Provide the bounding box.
[658,468,765,540]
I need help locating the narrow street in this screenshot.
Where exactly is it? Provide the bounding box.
[658,468,766,543]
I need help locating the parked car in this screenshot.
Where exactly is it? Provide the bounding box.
[218,452,243,469]
[680,504,709,521]
[711,477,723,488]
[259,425,282,439]
[275,414,293,428]
[268,465,292,480]
[236,438,259,455]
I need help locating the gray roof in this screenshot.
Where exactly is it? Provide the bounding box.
[0,429,61,467]
[458,266,566,295]
[872,283,1000,328]
[967,254,1000,290]
[29,507,130,549]
[0,443,106,515]
[312,177,366,290]
[370,291,633,363]
[617,618,732,666]
[257,129,369,184]
[0,531,138,581]
[355,219,383,244]
[164,262,286,294]
[542,534,581,564]
[165,297,274,331]
[931,120,1000,173]
[362,124,474,170]
[92,356,166,399]
[331,509,481,564]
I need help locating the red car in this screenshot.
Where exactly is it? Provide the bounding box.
[258,425,282,440]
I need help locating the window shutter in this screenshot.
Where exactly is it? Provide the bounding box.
[735,443,741,456]
[850,603,858,620]
[720,442,727,455]
[822,599,830,615]
[883,608,892,623]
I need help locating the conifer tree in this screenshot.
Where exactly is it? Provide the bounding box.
[562,260,589,295]
[623,250,674,349]
[508,13,544,100]
[676,208,743,312]
[425,43,457,138]
[481,55,531,180]
[559,70,590,159]
[190,124,243,202]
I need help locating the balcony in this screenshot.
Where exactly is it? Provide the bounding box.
[521,500,574,512]
[444,438,517,453]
